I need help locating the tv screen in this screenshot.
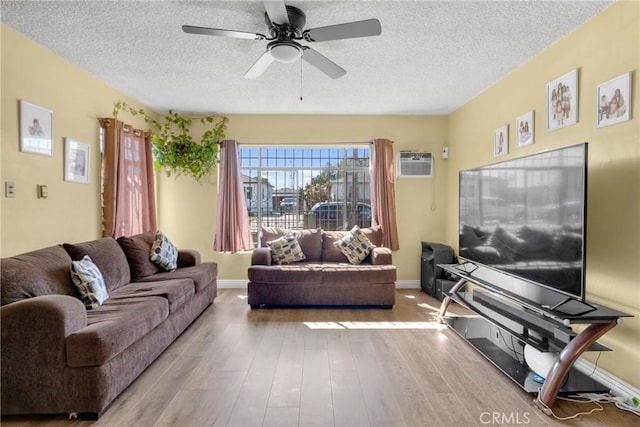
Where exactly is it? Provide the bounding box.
[458,143,587,302]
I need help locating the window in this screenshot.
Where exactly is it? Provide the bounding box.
[239,145,371,246]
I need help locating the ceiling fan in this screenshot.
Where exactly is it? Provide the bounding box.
[182,0,382,79]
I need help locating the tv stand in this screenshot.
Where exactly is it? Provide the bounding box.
[437,263,632,415]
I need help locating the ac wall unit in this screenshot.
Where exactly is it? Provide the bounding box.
[397,151,433,178]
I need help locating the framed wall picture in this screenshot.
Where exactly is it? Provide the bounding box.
[494,125,508,157]
[546,69,578,131]
[596,72,631,128]
[20,100,53,156]
[64,138,90,184]
[516,111,534,147]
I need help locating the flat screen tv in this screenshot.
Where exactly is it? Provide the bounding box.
[458,143,588,310]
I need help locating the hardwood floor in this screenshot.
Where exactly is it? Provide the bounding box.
[2,289,637,426]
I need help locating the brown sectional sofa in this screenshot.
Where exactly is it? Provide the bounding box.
[0,233,217,419]
[248,227,396,308]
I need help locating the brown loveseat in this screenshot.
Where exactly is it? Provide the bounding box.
[0,233,217,419]
[248,227,396,308]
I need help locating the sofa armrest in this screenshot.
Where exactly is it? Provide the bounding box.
[251,247,273,266]
[1,295,87,412]
[371,247,393,265]
[178,249,201,267]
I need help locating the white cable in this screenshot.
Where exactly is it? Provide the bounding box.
[569,393,640,417]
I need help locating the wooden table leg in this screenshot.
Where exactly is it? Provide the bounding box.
[436,278,467,323]
[533,319,618,414]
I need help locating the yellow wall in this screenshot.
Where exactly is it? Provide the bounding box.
[1,25,150,255]
[1,0,638,388]
[446,1,639,388]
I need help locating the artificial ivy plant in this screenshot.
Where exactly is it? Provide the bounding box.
[113,101,228,181]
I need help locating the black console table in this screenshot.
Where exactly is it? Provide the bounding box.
[436,262,632,415]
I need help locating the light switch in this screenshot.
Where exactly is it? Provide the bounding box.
[442,147,449,159]
[37,184,48,199]
[5,181,15,198]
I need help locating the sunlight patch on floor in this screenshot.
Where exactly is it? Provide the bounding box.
[304,321,448,330]
[418,302,441,311]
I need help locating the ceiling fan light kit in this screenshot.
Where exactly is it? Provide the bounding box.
[182,0,381,79]
[268,41,302,63]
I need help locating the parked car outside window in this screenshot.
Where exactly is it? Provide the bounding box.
[309,201,371,230]
[279,197,297,213]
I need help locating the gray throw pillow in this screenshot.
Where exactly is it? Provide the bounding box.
[150,231,178,271]
[70,255,109,309]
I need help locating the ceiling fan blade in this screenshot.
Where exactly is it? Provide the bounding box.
[303,19,382,42]
[263,0,289,25]
[182,25,265,40]
[301,47,346,79]
[244,52,275,79]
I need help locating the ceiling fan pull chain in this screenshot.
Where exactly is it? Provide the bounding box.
[300,59,303,101]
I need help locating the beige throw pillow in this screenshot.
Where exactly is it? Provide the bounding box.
[268,235,306,265]
[333,225,375,265]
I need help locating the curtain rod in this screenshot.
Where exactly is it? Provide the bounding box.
[238,140,392,147]
[98,118,148,137]
[239,141,371,147]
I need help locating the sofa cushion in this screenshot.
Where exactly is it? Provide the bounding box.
[1,245,77,306]
[117,232,162,281]
[70,255,109,309]
[138,263,218,293]
[150,231,178,271]
[321,263,397,285]
[63,238,131,291]
[321,226,383,263]
[334,226,375,265]
[111,279,195,313]
[362,225,383,247]
[261,227,322,261]
[65,295,169,367]
[248,263,324,285]
[268,235,306,265]
[321,230,350,263]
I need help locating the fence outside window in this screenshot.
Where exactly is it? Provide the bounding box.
[239,145,371,246]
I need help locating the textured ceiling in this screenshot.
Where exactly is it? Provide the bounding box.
[1,0,613,115]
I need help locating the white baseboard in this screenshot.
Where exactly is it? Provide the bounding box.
[218,280,422,289]
[396,280,420,289]
[574,357,640,400]
[217,280,247,289]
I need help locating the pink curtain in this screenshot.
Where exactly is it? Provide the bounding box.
[100,118,157,238]
[370,138,400,250]
[214,140,253,252]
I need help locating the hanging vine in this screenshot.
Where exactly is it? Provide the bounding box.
[113,101,228,181]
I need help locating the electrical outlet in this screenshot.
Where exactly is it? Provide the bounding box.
[5,181,15,198]
[37,184,48,199]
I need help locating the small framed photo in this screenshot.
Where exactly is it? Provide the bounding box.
[596,72,631,128]
[64,138,90,184]
[494,125,508,157]
[516,111,534,147]
[20,100,53,156]
[547,69,578,131]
